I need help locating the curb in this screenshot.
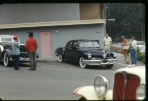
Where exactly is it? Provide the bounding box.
[38,58,58,62]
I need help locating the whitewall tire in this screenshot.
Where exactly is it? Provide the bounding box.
[106,64,113,68]
[79,97,86,100]
[58,54,64,63]
[79,57,87,68]
[3,52,10,67]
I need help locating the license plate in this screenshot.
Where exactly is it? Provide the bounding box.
[103,60,107,63]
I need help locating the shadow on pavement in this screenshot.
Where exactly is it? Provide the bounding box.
[0,61,30,67]
[63,61,110,70]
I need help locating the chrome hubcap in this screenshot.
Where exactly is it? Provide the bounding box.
[80,57,86,68]
[58,55,62,62]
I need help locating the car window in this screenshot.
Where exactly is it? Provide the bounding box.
[137,41,145,45]
[66,41,73,48]
[65,42,70,47]
[73,42,78,48]
[1,38,12,42]
[137,45,145,50]
[79,41,100,48]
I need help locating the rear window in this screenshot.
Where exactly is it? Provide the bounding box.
[1,38,12,42]
[138,42,145,45]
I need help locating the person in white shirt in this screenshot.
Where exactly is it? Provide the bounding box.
[130,37,137,66]
[103,33,112,51]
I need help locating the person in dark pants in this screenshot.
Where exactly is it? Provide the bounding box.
[26,32,38,70]
[12,36,20,70]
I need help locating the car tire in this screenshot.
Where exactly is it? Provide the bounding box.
[79,97,86,100]
[58,54,64,63]
[3,52,11,67]
[79,57,87,69]
[106,64,113,68]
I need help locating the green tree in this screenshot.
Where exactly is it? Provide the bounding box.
[106,3,145,42]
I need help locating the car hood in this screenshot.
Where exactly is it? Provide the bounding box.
[78,48,106,54]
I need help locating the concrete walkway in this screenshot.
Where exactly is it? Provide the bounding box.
[115,53,145,66]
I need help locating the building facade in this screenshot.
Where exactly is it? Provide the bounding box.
[0,3,106,58]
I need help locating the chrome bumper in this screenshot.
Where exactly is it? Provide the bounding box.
[9,57,38,61]
[84,59,117,65]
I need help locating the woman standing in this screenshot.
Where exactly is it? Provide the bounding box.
[12,36,20,70]
[121,35,129,63]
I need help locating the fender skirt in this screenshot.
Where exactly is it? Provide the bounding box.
[5,49,12,57]
[72,86,113,100]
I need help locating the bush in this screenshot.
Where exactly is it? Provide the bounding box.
[141,58,145,63]
[127,48,130,54]
[137,53,145,63]
[137,47,141,55]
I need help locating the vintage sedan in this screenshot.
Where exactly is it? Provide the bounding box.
[72,66,145,100]
[0,35,39,67]
[55,39,117,68]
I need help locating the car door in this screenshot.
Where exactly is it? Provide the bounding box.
[71,41,79,63]
[65,41,73,61]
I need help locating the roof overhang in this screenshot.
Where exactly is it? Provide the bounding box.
[0,19,105,29]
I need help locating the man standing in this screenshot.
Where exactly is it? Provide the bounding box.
[130,36,137,66]
[103,33,112,51]
[26,33,38,70]
[12,36,20,70]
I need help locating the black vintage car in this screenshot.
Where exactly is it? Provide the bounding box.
[0,35,39,67]
[55,39,117,68]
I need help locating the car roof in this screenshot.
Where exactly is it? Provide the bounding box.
[0,35,15,37]
[69,39,99,42]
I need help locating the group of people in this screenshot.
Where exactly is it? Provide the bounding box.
[12,32,138,70]
[12,32,38,70]
[121,36,137,65]
[103,33,137,66]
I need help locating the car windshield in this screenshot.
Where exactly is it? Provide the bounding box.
[138,46,145,50]
[79,41,100,48]
[1,38,12,42]
[138,41,145,45]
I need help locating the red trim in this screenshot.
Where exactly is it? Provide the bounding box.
[72,87,88,100]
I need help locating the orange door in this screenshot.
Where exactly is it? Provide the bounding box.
[40,31,52,58]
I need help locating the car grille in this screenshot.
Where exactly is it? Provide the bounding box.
[20,45,26,52]
[20,53,29,58]
[19,45,29,58]
[113,73,140,100]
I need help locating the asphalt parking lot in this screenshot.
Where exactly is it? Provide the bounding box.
[0,53,145,100]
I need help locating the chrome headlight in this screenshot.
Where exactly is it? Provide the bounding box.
[94,75,110,96]
[136,84,145,100]
[87,54,91,58]
[103,54,106,58]
[113,53,117,57]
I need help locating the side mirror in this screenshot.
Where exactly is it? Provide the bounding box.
[73,46,78,49]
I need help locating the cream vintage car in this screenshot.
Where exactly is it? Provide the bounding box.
[72,66,145,100]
